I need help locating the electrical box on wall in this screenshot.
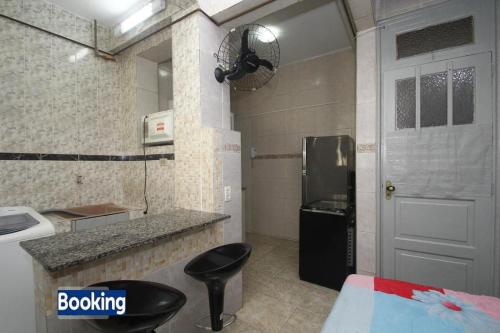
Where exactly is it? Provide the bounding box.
[143,110,174,145]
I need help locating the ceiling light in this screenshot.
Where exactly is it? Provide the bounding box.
[159,69,169,77]
[258,26,279,43]
[118,0,165,35]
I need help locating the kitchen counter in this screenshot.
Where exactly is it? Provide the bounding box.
[21,208,230,273]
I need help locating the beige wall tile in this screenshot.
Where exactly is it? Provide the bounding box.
[234,49,356,240]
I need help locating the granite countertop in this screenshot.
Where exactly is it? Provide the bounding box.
[21,208,230,273]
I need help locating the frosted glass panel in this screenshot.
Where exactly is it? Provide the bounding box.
[421,72,447,127]
[453,67,475,125]
[397,17,473,59]
[396,77,416,129]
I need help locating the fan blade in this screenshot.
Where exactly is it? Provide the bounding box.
[227,66,246,81]
[258,58,274,71]
[241,29,250,53]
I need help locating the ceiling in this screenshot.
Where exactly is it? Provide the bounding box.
[50,0,149,27]
[255,0,351,65]
[50,0,351,64]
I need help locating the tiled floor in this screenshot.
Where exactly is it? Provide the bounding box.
[225,233,338,333]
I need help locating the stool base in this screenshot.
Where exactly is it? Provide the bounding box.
[195,313,237,331]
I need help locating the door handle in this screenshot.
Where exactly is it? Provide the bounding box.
[385,181,396,200]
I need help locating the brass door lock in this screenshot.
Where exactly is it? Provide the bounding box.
[385,181,396,200]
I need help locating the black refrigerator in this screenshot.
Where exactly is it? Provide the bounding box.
[299,135,355,290]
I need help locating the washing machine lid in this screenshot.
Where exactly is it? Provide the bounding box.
[0,207,55,243]
[0,214,39,235]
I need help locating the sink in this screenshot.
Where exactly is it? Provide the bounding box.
[65,203,128,217]
[44,203,129,219]
[41,203,130,232]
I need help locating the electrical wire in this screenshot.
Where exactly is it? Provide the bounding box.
[143,116,149,215]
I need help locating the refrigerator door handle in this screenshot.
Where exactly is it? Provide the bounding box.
[302,137,308,204]
[301,208,346,216]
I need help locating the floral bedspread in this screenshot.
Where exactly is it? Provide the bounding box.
[321,274,500,333]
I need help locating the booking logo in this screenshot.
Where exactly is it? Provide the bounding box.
[58,288,126,318]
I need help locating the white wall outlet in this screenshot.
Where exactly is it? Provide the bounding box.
[224,186,232,202]
[250,147,257,159]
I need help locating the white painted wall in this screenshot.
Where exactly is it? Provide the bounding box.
[374,0,448,21]
[158,60,173,111]
[495,0,500,298]
[136,56,159,148]
[198,0,243,17]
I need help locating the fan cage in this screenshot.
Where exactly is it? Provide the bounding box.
[215,24,280,91]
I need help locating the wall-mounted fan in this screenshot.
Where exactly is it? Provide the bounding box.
[214,24,280,91]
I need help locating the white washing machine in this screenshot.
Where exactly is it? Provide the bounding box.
[0,207,55,333]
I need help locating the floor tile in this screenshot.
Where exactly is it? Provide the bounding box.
[277,308,328,333]
[223,318,263,333]
[237,291,296,333]
[232,233,338,333]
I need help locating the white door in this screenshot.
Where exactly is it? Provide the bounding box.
[381,52,495,295]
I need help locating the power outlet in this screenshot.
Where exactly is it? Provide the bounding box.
[250,147,257,159]
[224,186,231,202]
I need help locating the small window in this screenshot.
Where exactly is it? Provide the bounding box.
[452,67,475,125]
[420,71,448,127]
[396,17,474,59]
[396,77,416,129]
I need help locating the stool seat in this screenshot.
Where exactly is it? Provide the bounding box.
[185,243,252,283]
[185,243,252,331]
[86,280,186,333]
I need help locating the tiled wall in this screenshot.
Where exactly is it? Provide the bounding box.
[0,0,113,52]
[1,3,243,327]
[355,28,377,276]
[171,10,243,320]
[233,49,356,241]
[0,1,174,214]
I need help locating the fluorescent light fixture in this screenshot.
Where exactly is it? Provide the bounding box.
[258,26,279,43]
[120,2,153,33]
[118,0,165,35]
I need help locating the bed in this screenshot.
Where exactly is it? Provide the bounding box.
[321,274,500,333]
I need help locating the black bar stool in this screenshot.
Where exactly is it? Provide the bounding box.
[184,243,252,332]
[85,280,186,333]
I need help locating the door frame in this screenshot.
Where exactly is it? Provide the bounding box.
[375,0,500,296]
